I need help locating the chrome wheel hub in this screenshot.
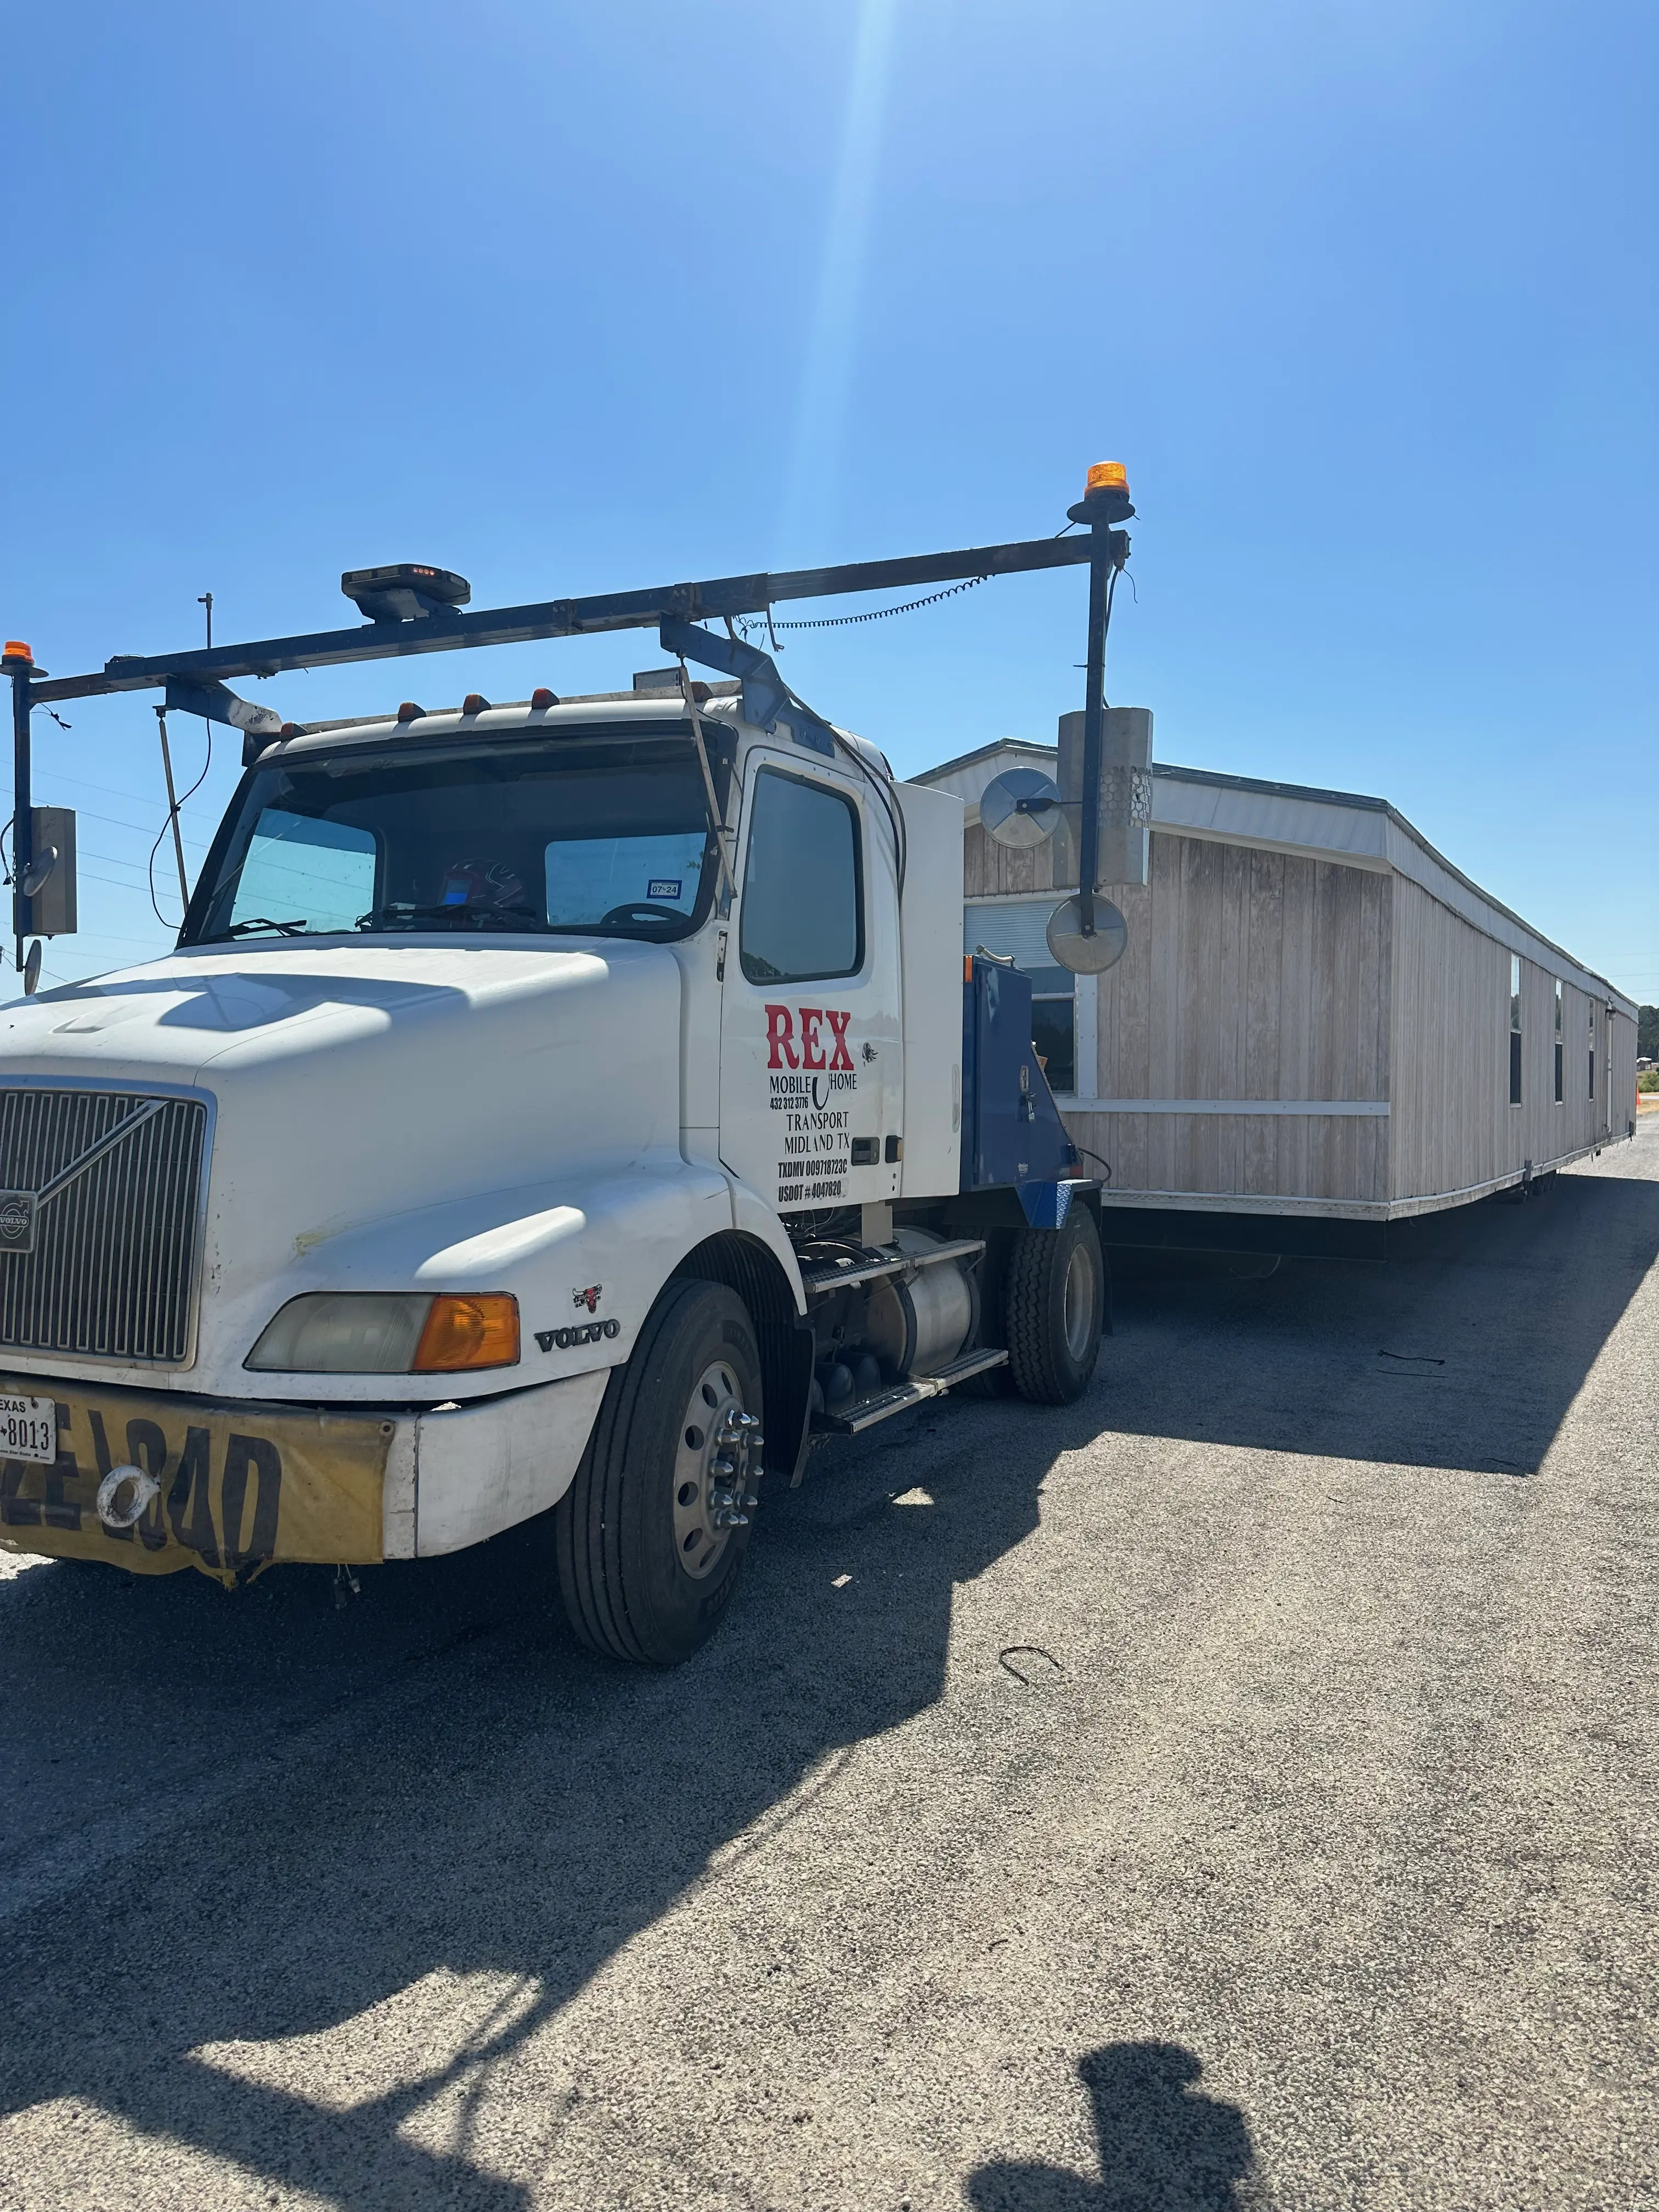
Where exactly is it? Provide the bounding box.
[671,1361,763,1581]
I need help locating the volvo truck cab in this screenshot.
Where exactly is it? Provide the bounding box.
[0,472,1136,1660]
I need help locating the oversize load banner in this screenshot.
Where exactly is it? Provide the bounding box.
[0,1376,390,1579]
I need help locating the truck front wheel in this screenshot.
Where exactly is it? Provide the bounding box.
[1004,1206,1105,1404]
[555,1279,763,1664]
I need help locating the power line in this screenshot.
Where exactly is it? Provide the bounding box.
[81,864,176,895]
[35,798,211,847]
[30,769,219,826]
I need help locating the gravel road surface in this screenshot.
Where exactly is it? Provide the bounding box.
[2,1126,1656,2210]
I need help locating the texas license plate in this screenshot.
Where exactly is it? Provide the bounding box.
[0,1394,56,1465]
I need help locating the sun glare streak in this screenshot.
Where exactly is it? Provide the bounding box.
[780,0,898,558]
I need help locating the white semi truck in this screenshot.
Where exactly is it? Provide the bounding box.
[0,473,1137,1661]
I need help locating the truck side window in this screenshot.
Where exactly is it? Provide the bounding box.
[739,769,862,984]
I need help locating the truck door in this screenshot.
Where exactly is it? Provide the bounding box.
[719,751,902,1214]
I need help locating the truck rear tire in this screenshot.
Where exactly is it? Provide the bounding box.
[555,1278,763,1665]
[1005,1206,1105,1405]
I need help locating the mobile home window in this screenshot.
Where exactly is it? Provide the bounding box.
[964,899,1078,1094]
[1509,955,1522,1107]
[1554,980,1563,1104]
[1031,995,1076,1093]
[1589,1006,1596,1101]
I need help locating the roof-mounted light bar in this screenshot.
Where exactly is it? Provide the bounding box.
[341,563,472,624]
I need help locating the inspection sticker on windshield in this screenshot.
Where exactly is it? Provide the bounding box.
[646,879,681,900]
[0,1395,56,1466]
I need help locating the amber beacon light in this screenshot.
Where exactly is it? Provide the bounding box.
[1068,461,1135,530]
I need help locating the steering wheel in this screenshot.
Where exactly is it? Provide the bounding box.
[600,901,684,928]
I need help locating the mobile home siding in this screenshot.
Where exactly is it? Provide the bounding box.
[966,824,1394,1210]
[1085,836,1392,1208]
[945,750,1635,1223]
[1389,874,1630,1205]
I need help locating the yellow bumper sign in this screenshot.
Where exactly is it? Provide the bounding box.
[0,1376,391,1580]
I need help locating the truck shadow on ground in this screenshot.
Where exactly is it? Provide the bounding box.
[1101,1159,1659,1475]
[0,1395,1077,2209]
[0,1152,1651,2203]
[967,2042,1263,2210]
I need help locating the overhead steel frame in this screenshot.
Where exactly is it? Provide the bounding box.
[5,492,1133,974]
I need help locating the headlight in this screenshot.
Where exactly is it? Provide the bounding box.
[246,1292,520,1374]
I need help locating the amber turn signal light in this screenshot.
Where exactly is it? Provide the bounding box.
[412,1293,520,1372]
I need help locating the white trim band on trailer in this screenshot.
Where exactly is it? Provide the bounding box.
[1065,1098,1390,1117]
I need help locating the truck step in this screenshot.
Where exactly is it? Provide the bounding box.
[814,1345,1011,1435]
[926,1345,1010,1387]
[821,1378,943,1434]
[800,1237,985,1297]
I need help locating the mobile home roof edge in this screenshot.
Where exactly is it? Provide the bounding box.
[915,742,1637,1019]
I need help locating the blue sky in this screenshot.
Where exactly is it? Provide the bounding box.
[3,0,1654,997]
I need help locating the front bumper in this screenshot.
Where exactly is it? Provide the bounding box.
[0,1367,608,1581]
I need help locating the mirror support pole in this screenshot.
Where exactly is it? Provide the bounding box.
[9,659,31,970]
[1076,534,1110,939]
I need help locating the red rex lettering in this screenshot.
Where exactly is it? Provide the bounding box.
[765,1005,798,1069]
[825,1009,854,1071]
[799,1008,826,1070]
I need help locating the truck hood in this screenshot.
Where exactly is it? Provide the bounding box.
[0,940,685,1385]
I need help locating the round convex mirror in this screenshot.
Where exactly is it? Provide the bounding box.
[981,768,1063,850]
[1046,894,1128,975]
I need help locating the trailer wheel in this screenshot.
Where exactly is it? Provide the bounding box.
[555,1279,763,1665]
[1004,1206,1105,1404]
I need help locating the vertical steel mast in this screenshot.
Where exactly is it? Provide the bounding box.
[1065,464,1135,944]
[3,639,35,974]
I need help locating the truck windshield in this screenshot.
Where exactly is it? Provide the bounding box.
[184,731,724,946]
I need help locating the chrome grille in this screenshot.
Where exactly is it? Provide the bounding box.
[0,1087,209,1365]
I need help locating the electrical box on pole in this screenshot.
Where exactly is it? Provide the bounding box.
[1057,707,1153,889]
[23,807,77,938]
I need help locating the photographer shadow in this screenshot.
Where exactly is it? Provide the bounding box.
[969,2042,1263,2210]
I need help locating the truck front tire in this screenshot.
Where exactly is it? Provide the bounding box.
[555,1279,763,1665]
[1005,1205,1105,1405]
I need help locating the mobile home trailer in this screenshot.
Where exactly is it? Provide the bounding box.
[921,736,1638,1255]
